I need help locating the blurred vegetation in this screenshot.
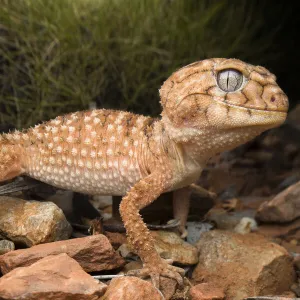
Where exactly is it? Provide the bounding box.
[0,0,288,129]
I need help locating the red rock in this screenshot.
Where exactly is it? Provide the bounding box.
[256,181,300,223]
[102,277,162,300]
[0,253,106,300]
[193,230,296,300]
[190,283,225,300]
[0,234,125,274]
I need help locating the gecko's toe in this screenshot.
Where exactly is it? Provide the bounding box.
[168,264,186,276]
[161,266,184,287]
[150,272,160,289]
[179,227,188,239]
[126,260,185,288]
[127,267,150,278]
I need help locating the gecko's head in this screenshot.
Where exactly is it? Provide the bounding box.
[160,58,288,134]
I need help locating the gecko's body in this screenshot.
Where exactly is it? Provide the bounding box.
[0,58,288,287]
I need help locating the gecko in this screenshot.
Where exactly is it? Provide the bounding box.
[0,58,288,288]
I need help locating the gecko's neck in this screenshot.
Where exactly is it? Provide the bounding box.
[160,114,263,165]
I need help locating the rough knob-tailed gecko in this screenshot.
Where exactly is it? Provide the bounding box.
[0,58,288,287]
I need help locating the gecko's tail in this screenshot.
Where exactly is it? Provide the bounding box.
[0,134,23,182]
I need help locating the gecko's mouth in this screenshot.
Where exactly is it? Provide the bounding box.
[213,100,288,128]
[221,101,288,114]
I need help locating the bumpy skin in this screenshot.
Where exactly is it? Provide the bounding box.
[0,58,288,288]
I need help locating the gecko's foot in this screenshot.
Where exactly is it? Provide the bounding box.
[127,259,185,288]
[178,225,188,239]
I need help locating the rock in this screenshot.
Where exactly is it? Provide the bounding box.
[219,197,244,211]
[294,255,300,271]
[256,218,300,238]
[186,221,213,245]
[105,232,127,249]
[120,261,177,300]
[244,151,273,162]
[121,261,143,273]
[256,181,300,223]
[0,234,125,274]
[0,196,72,247]
[206,208,257,233]
[193,230,296,300]
[291,283,300,297]
[118,230,198,265]
[0,240,14,255]
[159,277,178,300]
[189,283,225,300]
[233,217,257,234]
[280,240,300,254]
[102,277,162,300]
[152,230,199,265]
[0,253,106,300]
[239,196,271,210]
[118,243,136,259]
[244,296,297,300]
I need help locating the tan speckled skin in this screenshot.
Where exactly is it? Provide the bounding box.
[0,58,288,287]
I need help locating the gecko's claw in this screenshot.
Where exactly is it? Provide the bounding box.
[127,260,185,288]
[178,226,188,239]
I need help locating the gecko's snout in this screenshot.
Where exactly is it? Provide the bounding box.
[259,82,289,113]
[266,92,288,113]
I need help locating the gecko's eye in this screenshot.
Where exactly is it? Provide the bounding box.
[217,69,243,92]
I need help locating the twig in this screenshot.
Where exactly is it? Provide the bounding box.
[93,274,125,280]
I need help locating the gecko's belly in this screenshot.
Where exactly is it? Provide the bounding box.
[26,160,143,196]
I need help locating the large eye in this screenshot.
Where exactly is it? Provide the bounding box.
[217,69,243,92]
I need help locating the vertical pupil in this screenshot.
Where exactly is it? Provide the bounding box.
[227,72,230,90]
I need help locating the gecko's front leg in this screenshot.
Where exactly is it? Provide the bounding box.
[119,171,185,288]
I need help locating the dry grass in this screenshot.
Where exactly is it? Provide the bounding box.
[0,0,282,128]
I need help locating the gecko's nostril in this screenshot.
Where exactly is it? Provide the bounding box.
[270,96,276,103]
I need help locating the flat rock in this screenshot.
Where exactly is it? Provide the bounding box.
[256,181,300,223]
[193,230,296,300]
[0,253,106,300]
[0,234,125,274]
[189,283,225,300]
[256,218,300,238]
[102,277,162,300]
[0,240,14,255]
[0,196,72,247]
[152,230,199,265]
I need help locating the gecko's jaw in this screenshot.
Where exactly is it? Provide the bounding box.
[221,104,288,130]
